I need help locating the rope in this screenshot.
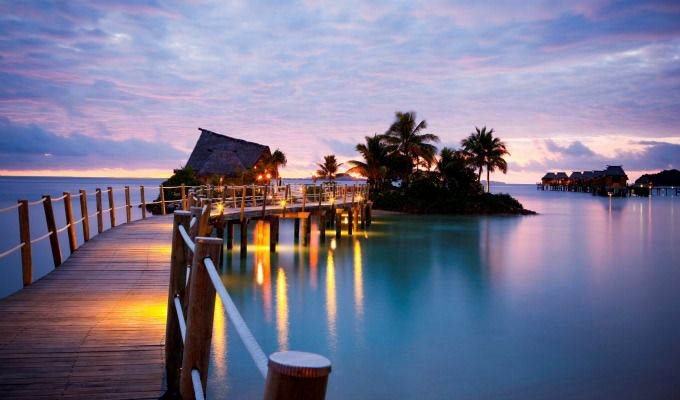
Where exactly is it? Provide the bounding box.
[88,211,99,218]
[204,256,268,378]
[28,198,46,206]
[178,225,195,252]
[31,231,52,245]
[174,296,186,343]
[0,203,21,213]
[73,217,85,225]
[191,369,205,400]
[51,194,67,202]
[55,223,71,234]
[0,242,24,259]
[189,216,197,229]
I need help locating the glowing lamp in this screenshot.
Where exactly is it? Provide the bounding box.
[330,197,335,204]
[266,173,271,179]
[257,175,263,181]
[280,200,287,207]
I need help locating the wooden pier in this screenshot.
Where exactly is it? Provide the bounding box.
[0,182,369,399]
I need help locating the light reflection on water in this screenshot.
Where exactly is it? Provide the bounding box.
[208,186,679,399]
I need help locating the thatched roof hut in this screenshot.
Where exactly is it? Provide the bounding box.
[185,128,271,178]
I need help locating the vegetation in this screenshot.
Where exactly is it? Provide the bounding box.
[316,155,343,181]
[334,111,532,215]
[260,149,288,180]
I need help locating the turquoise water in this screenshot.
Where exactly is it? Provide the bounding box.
[210,185,679,399]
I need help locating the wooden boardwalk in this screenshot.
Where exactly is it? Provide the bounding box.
[0,215,174,399]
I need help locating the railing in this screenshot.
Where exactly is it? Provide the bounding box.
[165,207,333,400]
[0,185,155,287]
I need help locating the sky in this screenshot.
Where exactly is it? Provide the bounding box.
[0,0,679,183]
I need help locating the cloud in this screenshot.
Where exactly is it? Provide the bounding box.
[319,138,358,157]
[0,117,187,170]
[512,139,680,173]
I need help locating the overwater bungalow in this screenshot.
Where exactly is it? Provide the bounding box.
[538,165,630,196]
[185,128,272,183]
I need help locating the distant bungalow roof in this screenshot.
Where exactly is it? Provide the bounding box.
[604,165,627,176]
[542,172,557,179]
[185,128,271,177]
[555,172,569,179]
[569,171,583,179]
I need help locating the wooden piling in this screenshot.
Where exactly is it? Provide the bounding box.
[63,192,77,253]
[262,185,268,218]
[269,216,279,252]
[240,218,249,258]
[107,187,116,228]
[240,187,246,221]
[164,211,191,396]
[124,186,132,224]
[179,237,222,400]
[79,190,90,242]
[263,351,331,400]
[335,213,341,239]
[96,188,103,233]
[226,221,234,250]
[140,186,147,219]
[181,185,187,211]
[17,200,32,286]
[347,207,353,236]
[319,211,326,243]
[294,218,300,241]
[160,184,167,215]
[302,184,306,211]
[42,195,62,267]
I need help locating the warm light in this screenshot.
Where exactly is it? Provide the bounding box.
[266,173,271,179]
[330,238,337,250]
[343,217,348,224]
[276,267,289,351]
[356,195,362,202]
[353,240,364,317]
[256,261,264,285]
[325,250,337,349]
[280,200,287,207]
[216,203,224,213]
[349,172,362,179]
[330,197,335,204]
[257,175,263,180]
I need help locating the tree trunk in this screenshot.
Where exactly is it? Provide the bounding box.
[478,167,483,183]
[486,167,490,193]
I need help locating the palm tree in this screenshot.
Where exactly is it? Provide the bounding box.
[461,127,509,193]
[382,111,440,178]
[269,149,287,179]
[316,155,343,181]
[347,134,388,187]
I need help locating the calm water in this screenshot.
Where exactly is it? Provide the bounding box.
[1,179,678,398]
[211,185,679,399]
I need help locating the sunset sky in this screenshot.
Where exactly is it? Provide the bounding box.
[0,0,678,182]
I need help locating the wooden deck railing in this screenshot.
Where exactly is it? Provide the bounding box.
[165,206,333,400]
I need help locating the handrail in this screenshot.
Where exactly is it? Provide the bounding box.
[0,242,24,259]
[55,223,71,234]
[30,231,52,245]
[51,194,67,202]
[178,225,195,252]
[174,296,187,342]
[191,369,205,400]
[204,256,269,377]
[28,198,46,206]
[0,203,21,213]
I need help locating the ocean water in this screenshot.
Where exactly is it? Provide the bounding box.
[210,184,679,399]
[0,178,678,398]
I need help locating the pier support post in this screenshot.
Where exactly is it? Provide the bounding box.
[140,186,147,219]
[42,195,62,267]
[335,212,341,239]
[347,207,353,236]
[294,218,300,241]
[79,190,90,242]
[63,192,77,253]
[263,351,331,400]
[96,188,103,233]
[240,218,249,258]
[124,186,131,224]
[179,237,222,400]
[270,216,279,252]
[226,221,234,250]
[107,187,115,228]
[164,211,191,397]
[18,200,32,286]
[319,212,326,243]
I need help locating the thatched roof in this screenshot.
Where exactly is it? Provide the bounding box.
[604,165,627,177]
[555,172,569,179]
[185,128,271,177]
[569,171,583,180]
[542,172,556,179]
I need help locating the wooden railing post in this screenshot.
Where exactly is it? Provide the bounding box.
[107,187,116,228]
[164,210,191,396]
[251,184,256,207]
[79,190,90,242]
[231,187,237,209]
[302,184,306,211]
[42,195,62,267]
[96,188,103,234]
[17,200,32,286]
[263,351,332,400]
[179,237,222,399]
[262,185,268,218]
[63,192,77,253]
[318,184,323,208]
[160,184,167,215]
[140,186,147,219]
[240,187,246,221]
[124,186,132,223]
[181,184,187,211]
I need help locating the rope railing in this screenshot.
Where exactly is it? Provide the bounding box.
[30,231,52,245]
[164,208,335,399]
[51,194,67,202]
[55,223,71,234]
[28,198,46,206]
[0,203,21,213]
[0,242,24,259]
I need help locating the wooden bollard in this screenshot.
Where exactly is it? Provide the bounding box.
[124,186,131,224]
[335,213,341,239]
[240,218,249,258]
[63,192,77,253]
[140,186,147,219]
[96,188,103,233]
[42,195,62,267]
[179,237,222,399]
[17,200,32,286]
[160,184,167,215]
[269,216,279,252]
[294,218,300,241]
[181,184,187,211]
[164,211,191,396]
[79,190,90,242]
[107,187,116,228]
[263,351,332,400]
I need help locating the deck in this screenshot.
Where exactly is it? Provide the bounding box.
[0,216,173,399]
